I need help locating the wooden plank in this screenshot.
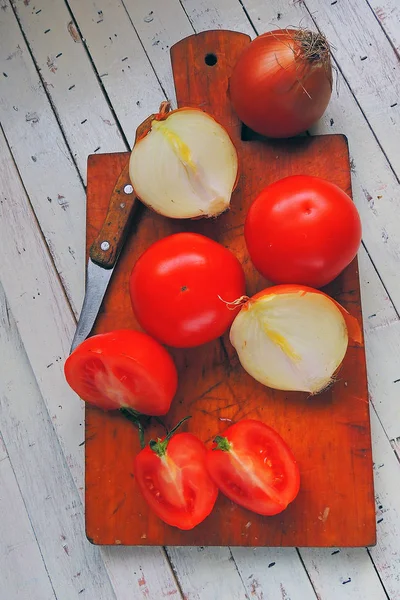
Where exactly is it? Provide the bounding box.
[166,547,318,598]
[101,546,182,600]
[230,547,318,599]
[0,128,182,599]
[180,0,255,35]
[166,547,250,600]
[10,0,125,180]
[0,0,85,315]
[0,435,56,600]
[0,126,83,486]
[122,0,194,103]
[369,406,400,599]
[65,0,165,146]
[365,318,400,441]
[301,543,388,600]
[368,0,400,54]
[296,0,400,176]
[0,291,119,600]
[85,31,374,548]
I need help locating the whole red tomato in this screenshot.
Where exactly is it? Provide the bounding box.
[206,419,300,516]
[64,329,178,415]
[130,232,246,348]
[245,175,362,288]
[134,420,218,530]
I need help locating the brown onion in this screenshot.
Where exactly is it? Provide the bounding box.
[229,29,333,138]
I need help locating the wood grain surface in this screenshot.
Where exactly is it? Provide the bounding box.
[85,30,375,547]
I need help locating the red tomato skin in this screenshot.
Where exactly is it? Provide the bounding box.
[134,433,218,530]
[64,329,178,415]
[245,175,362,288]
[130,232,246,348]
[206,419,300,516]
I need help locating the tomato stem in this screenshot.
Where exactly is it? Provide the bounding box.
[120,407,151,449]
[166,415,192,439]
[149,415,192,457]
[213,435,231,452]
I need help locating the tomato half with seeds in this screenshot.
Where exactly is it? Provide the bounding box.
[206,419,300,516]
[135,421,218,529]
[64,329,178,415]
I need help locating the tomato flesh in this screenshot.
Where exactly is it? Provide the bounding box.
[206,419,300,516]
[135,433,218,530]
[64,329,178,415]
[130,232,246,348]
[245,175,362,288]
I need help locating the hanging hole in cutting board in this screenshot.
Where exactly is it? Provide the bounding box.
[205,53,217,66]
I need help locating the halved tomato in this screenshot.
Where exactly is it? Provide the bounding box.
[135,423,218,530]
[64,329,178,415]
[206,419,300,516]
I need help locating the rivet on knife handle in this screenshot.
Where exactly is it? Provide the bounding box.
[90,161,136,269]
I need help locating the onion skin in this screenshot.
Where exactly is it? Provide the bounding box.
[230,29,333,138]
[135,102,212,142]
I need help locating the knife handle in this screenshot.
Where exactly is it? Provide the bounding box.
[90,160,137,269]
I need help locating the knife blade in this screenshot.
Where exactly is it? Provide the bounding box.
[70,160,137,352]
[70,259,115,351]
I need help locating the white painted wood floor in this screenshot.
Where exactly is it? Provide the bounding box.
[0,0,399,598]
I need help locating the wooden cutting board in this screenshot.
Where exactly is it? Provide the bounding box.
[85,30,375,547]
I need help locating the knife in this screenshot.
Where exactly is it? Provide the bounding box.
[70,106,168,353]
[70,160,137,352]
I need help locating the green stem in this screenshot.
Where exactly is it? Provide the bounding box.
[165,415,192,439]
[213,435,231,452]
[120,407,150,449]
[149,416,192,457]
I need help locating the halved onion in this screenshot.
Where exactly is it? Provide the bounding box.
[229,285,361,394]
[129,102,238,219]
